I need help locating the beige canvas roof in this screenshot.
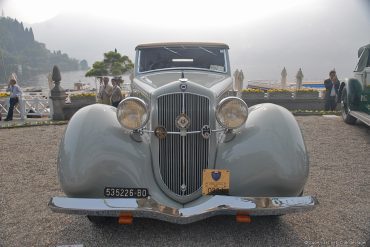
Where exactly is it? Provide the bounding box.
[135,42,229,50]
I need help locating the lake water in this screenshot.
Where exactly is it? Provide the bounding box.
[19,70,131,91]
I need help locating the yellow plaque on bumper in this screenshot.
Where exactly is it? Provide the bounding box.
[202,169,230,195]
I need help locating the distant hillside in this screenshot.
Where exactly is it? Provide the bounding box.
[0,17,88,84]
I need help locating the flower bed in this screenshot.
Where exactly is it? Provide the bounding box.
[69,93,96,104]
[241,88,266,99]
[0,92,10,97]
[242,92,265,99]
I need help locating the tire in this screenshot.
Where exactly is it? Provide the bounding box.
[341,87,357,124]
[87,215,115,225]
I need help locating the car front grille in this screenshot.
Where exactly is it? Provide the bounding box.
[157,93,209,196]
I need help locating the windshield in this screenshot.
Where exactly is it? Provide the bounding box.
[138,46,227,73]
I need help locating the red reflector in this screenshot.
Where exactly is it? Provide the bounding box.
[236,214,251,223]
[118,213,133,224]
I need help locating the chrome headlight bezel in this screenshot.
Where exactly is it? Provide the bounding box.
[216,96,248,129]
[116,97,149,130]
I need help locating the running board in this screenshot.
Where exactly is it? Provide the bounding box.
[350,111,370,126]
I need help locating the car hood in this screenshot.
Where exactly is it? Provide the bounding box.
[138,71,229,89]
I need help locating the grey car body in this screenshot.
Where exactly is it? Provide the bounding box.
[49,42,317,224]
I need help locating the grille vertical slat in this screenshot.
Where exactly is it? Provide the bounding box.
[158,93,209,196]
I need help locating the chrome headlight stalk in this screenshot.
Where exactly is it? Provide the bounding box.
[216,97,249,130]
[116,97,149,131]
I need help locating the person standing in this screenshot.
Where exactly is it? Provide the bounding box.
[324,70,340,111]
[4,78,22,121]
[111,78,123,107]
[98,77,113,105]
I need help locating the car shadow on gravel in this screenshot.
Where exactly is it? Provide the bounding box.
[53,215,305,246]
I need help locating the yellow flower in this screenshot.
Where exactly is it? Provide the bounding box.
[296,88,317,92]
[70,93,96,98]
[241,88,264,93]
[0,92,10,97]
[267,89,292,93]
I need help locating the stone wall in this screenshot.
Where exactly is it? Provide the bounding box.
[63,97,96,120]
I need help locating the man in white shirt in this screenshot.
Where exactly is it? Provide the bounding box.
[3,78,22,121]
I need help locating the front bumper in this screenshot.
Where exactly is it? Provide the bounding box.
[49,195,318,224]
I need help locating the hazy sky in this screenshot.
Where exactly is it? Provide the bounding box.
[2,0,318,27]
[1,0,370,82]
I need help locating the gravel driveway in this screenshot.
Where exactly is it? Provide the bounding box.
[1,116,369,246]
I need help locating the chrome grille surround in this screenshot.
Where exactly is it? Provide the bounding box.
[157,93,210,197]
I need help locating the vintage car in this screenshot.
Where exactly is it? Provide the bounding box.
[49,42,318,224]
[339,44,370,126]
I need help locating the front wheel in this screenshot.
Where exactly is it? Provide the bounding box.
[341,87,357,124]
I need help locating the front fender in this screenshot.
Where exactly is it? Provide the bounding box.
[58,104,181,207]
[216,103,308,197]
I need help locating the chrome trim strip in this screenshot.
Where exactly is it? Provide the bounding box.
[181,92,186,195]
[49,196,318,224]
[140,129,226,134]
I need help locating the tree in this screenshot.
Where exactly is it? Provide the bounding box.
[85,49,133,77]
[79,59,89,70]
[85,61,108,77]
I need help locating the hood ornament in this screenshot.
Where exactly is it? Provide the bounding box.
[179,78,188,91]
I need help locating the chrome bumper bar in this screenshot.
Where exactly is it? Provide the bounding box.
[49,196,318,224]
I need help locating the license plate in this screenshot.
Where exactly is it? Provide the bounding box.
[202,169,230,195]
[104,187,149,198]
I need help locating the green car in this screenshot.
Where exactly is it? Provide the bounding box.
[340,44,370,126]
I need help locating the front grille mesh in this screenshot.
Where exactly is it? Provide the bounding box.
[158,93,209,196]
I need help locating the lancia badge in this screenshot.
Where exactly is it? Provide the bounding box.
[154,126,167,140]
[180,83,187,91]
[175,113,191,129]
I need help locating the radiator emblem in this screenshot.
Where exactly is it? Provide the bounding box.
[154,126,167,139]
[175,113,191,129]
[201,125,211,139]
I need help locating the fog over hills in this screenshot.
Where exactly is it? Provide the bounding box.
[30,0,370,82]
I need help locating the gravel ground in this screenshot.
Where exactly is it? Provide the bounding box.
[0,116,369,247]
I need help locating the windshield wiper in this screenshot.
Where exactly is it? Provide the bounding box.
[164,47,181,56]
[199,47,216,56]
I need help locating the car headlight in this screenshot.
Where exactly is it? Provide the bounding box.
[216,97,248,129]
[116,97,149,130]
